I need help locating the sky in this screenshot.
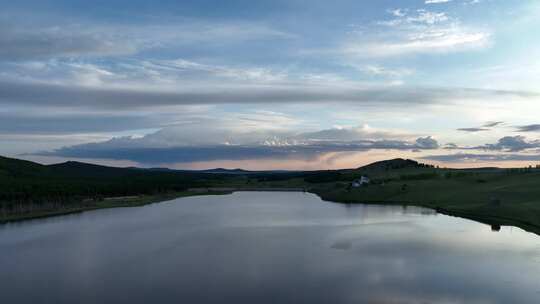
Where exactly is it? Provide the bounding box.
[2,0,540,170]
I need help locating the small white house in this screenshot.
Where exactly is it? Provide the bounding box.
[352,176,370,187]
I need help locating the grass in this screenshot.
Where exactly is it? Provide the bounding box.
[309,168,540,235]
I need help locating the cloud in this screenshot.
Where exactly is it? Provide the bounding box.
[34,139,438,164]
[0,21,292,61]
[0,113,162,134]
[51,123,422,149]
[457,128,489,132]
[1,58,289,89]
[415,136,440,149]
[33,124,440,164]
[425,0,452,4]
[290,124,412,142]
[422,153,540,163]
[357,65,414,78]
[0,24,138,60]
[478,136,540,152]
[483,121,504,128]
[390,9,407,17]
[344,9,490,58]
[457,121,504,132]
[0,78,534,110]
[138,59,288,83]
[443,136,540,152]
[515,124,540,132]
[5,57,533,112]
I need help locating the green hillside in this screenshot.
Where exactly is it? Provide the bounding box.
[308,159,540,234]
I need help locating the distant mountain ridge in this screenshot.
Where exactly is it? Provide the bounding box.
[0,156,444,178]
[0,156,294,178]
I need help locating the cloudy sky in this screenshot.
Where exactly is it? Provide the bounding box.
[2,0,540,170]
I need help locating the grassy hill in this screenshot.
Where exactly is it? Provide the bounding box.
[308,159,540,234]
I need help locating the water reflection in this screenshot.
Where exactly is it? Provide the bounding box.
[1,192,539,304]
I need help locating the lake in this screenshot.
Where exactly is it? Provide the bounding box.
[1,191,540,303]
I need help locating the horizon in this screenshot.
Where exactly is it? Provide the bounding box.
[2,1,540,170]
[4,154,539,172]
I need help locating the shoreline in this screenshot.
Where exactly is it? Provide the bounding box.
[2,188,540,236]
[310,190,540,236]
[0,190,232,225]
[0,188,306,224]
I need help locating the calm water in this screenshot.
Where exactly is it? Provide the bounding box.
[1,192,540,304]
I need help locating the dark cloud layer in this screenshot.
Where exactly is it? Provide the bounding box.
[35,136,440,164]
[457,128,489,132]
[0,26,136,61]
[479,136,540,152]
[482,121,504,128]
[457,121,505,132]
[515,124,540,132]
[446,136,540,152]
[422,153,540,163]
[0,80,536,109]
[0,113,162,134]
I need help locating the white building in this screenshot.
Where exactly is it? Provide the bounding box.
[352,176,370,187]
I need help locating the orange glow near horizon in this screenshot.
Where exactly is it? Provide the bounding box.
[19,152,540,171]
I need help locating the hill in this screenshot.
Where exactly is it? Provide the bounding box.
[358,158,423,170]
[0,156,247,221]
[0,155,50,178]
